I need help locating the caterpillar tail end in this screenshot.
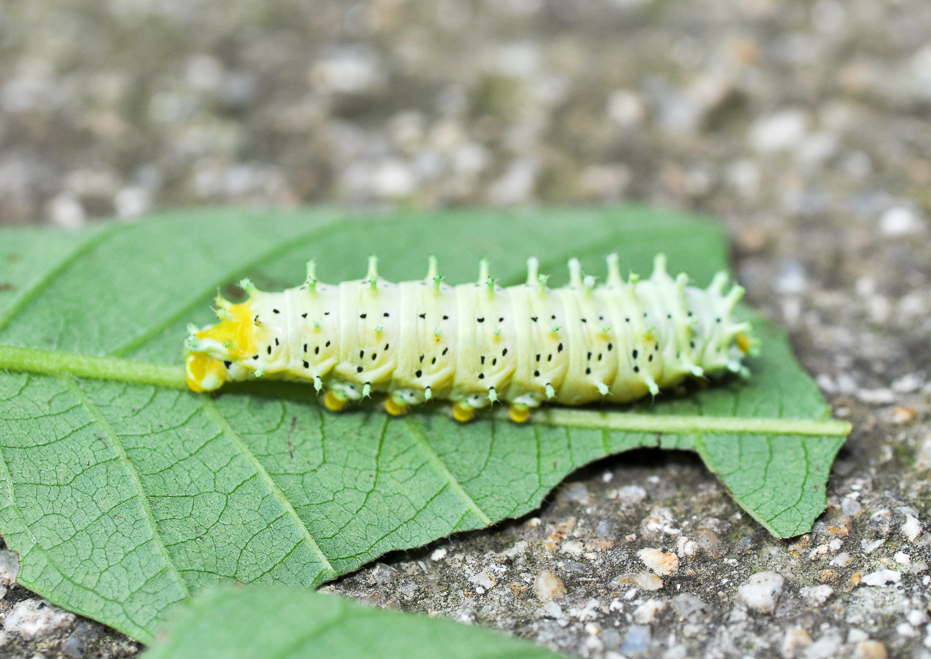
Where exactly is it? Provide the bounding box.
[452,401,475,423]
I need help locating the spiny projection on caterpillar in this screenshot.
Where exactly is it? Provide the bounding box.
[184,254,755,423]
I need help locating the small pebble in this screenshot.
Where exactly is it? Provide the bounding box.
[859,570,901,587]
[617,572,664,591]
[749,109,808,153]
[615,485,647,504]
[533,570,567,602]
[671,594,712,623]
[781,626,812,658]
[737,571,784,614]
[799,584,834,606]
[0,550,19,585]
[805,632,842,659]
[693,528,723,558]
[879,206,924,236]
[637,547,679,576]
[468,570,496,589]
[632,599,666,625]
[902,515,921,542]
[620,624,651,654]
[854,640,889,659]
[3,599,74,639]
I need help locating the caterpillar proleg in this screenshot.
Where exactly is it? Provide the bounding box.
[184,254,754,423]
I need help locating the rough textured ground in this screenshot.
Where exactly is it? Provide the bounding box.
[1,0,930,657]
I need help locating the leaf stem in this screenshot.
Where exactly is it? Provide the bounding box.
[496,407,851,437]
[0,344,187,389]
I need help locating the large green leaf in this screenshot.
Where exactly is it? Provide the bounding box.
[142,584,563,659]
[0,207,848,643]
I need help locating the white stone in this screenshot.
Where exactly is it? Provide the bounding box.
[616,485,647,504]
[372,160,416,199]
[903,515,922,542]
[468,570,497,589]
[847,629,869,644]
[895,622,918,638]
[676,536,698,557]
[908,610,926,626]
[879,206,924,236]
[607,90,646,128]
[895,552,910,564]
[796,131,838,169]
[861,538,884,553]
[430,548,447,561]
[891,373,923,393]
[541,601,563,618]
[311,48,382,95]
[47,194,86,229]
[799,585,834,606]
[3,600,74,638]
[632,599,667,625]
[804,632,841,659]
[750,110,808,153]
[617,572,664,591]
[534,570,567,602]
[637,548,679,576]
[560,540,584,556]
[772,260,808,295]
[0,550,19,585]
[452,143,489,175]
[114,186,150,218]
[186,54,224,91]
[860,570,901,587]
[737,571,784,614]
[782,627,813,658]
[502,541,527,557]
[726,159,760,199]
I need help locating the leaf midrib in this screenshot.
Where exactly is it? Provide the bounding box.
[0,344,852,437]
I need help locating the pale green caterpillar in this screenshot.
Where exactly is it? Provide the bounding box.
[184,254,753,422]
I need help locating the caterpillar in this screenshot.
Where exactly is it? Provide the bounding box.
[184,254,754,423]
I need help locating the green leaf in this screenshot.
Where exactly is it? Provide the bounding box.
[142,584,564,659]
[0,207,848,643]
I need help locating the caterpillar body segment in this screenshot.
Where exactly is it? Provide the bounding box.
[184,254,753,421]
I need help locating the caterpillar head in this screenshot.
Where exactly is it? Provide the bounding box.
[184,299,257,392]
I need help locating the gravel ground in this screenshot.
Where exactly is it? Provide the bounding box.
[1,0,930,657]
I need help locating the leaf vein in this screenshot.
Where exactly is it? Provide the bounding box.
[404,417,493,526]
[199,396,337,580]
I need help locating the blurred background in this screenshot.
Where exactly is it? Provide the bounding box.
[3,3,931,658]
[0,0,928,231]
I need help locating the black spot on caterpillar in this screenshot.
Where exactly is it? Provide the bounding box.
[184,254,753,423]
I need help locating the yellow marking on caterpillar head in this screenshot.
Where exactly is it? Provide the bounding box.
[184,301,257,392]
[185,352,227,392]
[197,302,257,360]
